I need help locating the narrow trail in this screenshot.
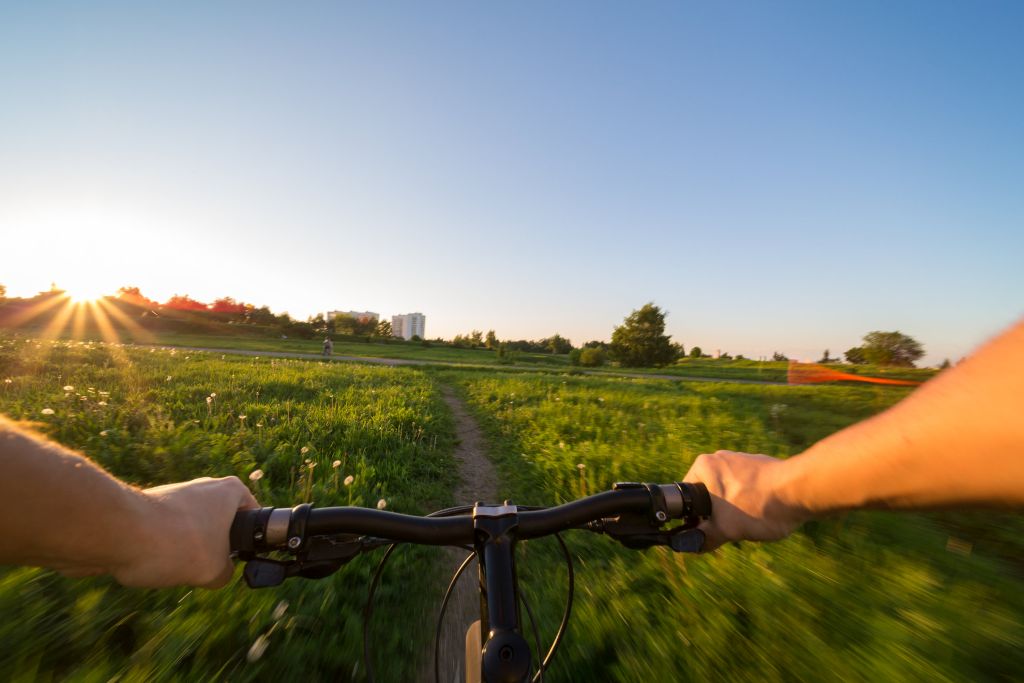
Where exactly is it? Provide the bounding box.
[417,385,499,683]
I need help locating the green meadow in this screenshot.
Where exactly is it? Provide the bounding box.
[0,337,1018,681]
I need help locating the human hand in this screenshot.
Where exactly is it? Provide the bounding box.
[683,450,807,551]
[115,476,259,589]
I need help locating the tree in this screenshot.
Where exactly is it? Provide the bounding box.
[939,358,952,370]
[772,351,789,362]
[845,347,867,364]
[485,330,498,349]
[689,346,703,359]
[609,303,678,368]
[818,349,833,363]
[469,330,484,347]
[116,286,159,308]
[164,294,208,311]
[0,283,7,299]
[375,320,393,337]
[544,334,573,355]
[858,331,925,367]
[579,347,606,367]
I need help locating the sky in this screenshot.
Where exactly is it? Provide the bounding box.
[1,1,1021,365]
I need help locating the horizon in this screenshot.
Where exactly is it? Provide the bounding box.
[2,2,1022,365]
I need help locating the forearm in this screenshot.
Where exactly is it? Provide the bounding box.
[777,319,1024,517]
[0,418,150,574]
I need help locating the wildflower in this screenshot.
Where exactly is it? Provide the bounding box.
[239,415,247,420]
[100,430,109,437]
[576,463,586,470]
[249,469,264,481]
[41,408,55,415]
[300,446,310,454]
[247,633,270,663]
[98,401,108,406]
[256,422,263,428]
[206,396,213,404]
[3,378,11,384]
[63,385,74,391]
[98,391,110,396]
[272,600,289,621]
[344,475,354,486]
[332,460,341,468]
[210,392,217,398]
[376,499,387,510]
[87,387,95,393]
[166,376,172,382]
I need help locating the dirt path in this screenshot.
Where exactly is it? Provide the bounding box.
[417,386,499,683]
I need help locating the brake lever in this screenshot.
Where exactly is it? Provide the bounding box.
[241,534,371,588]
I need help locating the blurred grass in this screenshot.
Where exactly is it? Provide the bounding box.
[439,369,1023,681]
[0,337,459,681]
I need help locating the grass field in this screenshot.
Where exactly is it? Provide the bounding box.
[440,369,1023,681]
[0,337,459,681]
[0,337,1015,681]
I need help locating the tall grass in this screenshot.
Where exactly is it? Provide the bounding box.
[443,369,1023,681]
[0,337,458,681]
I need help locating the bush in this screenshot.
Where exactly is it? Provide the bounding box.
[579,347,606,367]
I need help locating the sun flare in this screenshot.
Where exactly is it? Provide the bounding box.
[66,285,110,304]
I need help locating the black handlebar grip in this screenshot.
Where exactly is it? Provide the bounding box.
[687,483,712,519]
[230,507,273,554]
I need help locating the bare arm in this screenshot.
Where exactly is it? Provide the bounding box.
[684,318,1024,551]
[0,418,258,587]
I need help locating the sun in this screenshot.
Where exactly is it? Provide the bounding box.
[65,284,110,304]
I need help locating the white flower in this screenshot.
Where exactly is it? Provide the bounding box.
[249,469,264,481]
[97,401,107,406]
[376,499,387,510]
[209,392,216,398]
[166,376,172,382]
[272,600,289,621]
[576,463,586,470]
[63,385,74,391]
[332,460,341,468]
[344,475,354,486]
[247,633,270,663]
[100,430,109,437]
[238,415,247,420]
[206,396,213,404]
[3,378,11,384]
[41,408,55,415]
[300,446,310,454]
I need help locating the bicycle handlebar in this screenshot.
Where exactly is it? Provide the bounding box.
[230,482,711,555]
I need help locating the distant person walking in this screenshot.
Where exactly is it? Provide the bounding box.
[322,337,333,357]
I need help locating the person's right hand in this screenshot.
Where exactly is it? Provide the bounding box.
[114,476,259,589]
[683,450,808,551]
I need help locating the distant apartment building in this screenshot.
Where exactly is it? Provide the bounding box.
[327,310,379,325]
[392,312,426,341]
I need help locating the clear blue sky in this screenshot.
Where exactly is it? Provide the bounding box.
[1,1,1021,364]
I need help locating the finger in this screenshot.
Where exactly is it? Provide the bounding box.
[201,558,236,590]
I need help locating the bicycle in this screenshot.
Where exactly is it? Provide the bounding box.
[230,481,712,683]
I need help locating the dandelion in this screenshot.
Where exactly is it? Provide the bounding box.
[166,376,172,382]
[344,475,354,486]
[272,600,289,621]
[98,401,108,406]
[41,408,55,415]
[100,430,109,437]
[256,422,263,428]
[63,385,75,391]
[3,378,11,384]
[98,391,109,396]
[206,396,213,404]
[300,446,310,455]
[576,463,586,470]
[376,499,387,510]
[210,392,217,398]
[247,633,270,663]
[239,415,247,421]
[332,460,341,468]
[249,469,264,481]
